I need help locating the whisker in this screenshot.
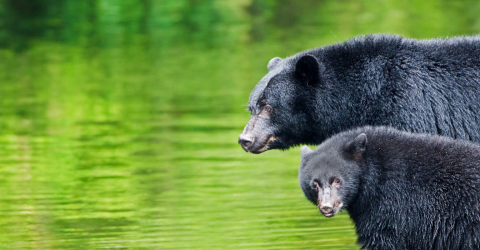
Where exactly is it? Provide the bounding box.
[241,104,252,112]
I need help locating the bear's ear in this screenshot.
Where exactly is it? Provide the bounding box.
[300,146,315,165]
[301,146,313,159]
[344,133,367,161]
[267,57,282,71]
[295,55,320,86]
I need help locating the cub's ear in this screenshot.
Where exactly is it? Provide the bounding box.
[301,146,313,160]
[295,54,321,86]
[267,57,282,71]
[300,146,315,167]
[343,133,367,161]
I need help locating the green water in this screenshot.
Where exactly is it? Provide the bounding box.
[0,0,479,249]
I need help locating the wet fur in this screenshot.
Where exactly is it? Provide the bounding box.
[246,34,480,151]
[299,126,480,249]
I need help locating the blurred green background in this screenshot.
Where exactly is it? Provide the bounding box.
[0,0,479,249]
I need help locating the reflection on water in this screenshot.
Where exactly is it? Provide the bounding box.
[0,45,357,249]
[0,0,479,249]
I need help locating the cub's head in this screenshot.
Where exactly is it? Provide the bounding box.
[298,133,366,217]
[238,54,328,153]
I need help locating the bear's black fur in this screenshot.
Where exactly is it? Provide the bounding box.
[239,34,480,154]
[299,126,480,250]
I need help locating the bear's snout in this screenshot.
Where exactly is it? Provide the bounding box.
[319,203,334,216]
[313,184,342,217]
[238,134,255,149]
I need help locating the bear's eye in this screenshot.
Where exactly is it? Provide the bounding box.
[312,181,319,191]
[263,104,273,113]
[332,178,341,185]
[264,105,273,113]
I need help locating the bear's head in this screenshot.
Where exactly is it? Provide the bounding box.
[238,54,329,154]
[299,133,366,217]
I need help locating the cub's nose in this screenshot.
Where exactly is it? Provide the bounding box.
[238,134,255,149]
[319,204,333,215]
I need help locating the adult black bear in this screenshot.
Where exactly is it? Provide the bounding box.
[239,34,480,154]
[299,126,480,250]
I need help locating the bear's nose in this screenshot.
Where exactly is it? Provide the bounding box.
[319,204,333,215]
[238,134,255,149]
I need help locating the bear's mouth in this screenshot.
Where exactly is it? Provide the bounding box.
[317,204,341,217]
[250,136,277,154]
[319,209,339,217]
[322,212,334,217]
[240,135,278,154]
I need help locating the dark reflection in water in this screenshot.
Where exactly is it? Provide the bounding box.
[2,0,478,50]
[0,0,479,249]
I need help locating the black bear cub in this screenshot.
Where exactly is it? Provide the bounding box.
[299,126,480,250]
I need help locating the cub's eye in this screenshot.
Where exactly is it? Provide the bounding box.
[264,105,273,113]
[312,181,319,191]
[334,178,341,184]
